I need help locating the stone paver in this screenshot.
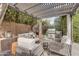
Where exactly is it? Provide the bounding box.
[72,43,79,56]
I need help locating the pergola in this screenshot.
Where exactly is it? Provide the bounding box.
[9,3,79,18]
[1,3,79,56]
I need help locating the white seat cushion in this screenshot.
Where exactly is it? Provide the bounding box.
[17,37,37,50]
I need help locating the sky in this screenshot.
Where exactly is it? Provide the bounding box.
[48,17,57,25]
[42,17,58,25]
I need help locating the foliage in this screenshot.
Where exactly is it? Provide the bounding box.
[54,17,62,31]
[4,6,37,26]
[54,10,79,43]
[33,20,50,35]
[54,15,67,35]
[72,10,79,43]
[42,20,49,34]
[4,6,17,22]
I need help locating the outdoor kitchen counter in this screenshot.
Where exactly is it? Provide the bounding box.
[0,36,18,56]
[0,38,12,55]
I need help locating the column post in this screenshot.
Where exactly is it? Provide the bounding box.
[38,19,43,40]
[66,14,72,56]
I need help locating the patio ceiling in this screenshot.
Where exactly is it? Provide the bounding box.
[9,3,79,18]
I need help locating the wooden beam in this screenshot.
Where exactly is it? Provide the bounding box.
[0,3,8,25]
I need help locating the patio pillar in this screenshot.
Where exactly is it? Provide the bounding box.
[66,14,72,56]
[38,19,43,40]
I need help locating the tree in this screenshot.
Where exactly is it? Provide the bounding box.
[54,15,67,35]
[42,20,49,34]
[4,6,17,22]
[32,20,50,35]
[3,6,37,26]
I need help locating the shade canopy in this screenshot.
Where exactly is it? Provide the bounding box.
[9,3,79,18]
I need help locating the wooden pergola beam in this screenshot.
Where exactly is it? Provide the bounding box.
[0,3,8,25]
